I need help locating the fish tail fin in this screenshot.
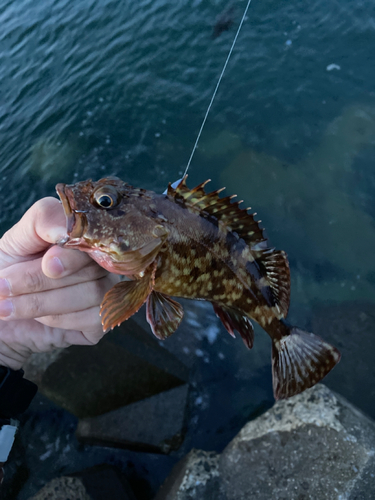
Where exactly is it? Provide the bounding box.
[272,326,341,400]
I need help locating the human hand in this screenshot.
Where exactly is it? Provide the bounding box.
[0,197,119,370]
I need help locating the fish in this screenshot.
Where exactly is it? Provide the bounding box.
[55,176,341,399]
[212,5,235,39]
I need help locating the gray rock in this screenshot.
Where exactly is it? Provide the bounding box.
[154,449,223,500]
[155,384,375,499]
[23,349,65,385]
[29,465,137,500]
[29,476,91,500]
[23,319,188,418]
[76,384,189,453]
[220,384,375,499]
[72,465,138,500]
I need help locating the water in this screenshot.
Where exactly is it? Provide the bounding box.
[1,0,375,497]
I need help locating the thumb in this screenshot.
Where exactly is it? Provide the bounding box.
[0,197,67,268]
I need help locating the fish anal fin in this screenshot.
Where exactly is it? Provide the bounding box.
[100,263,156,331]
[259,250,291,317]
[146,291,184,340]
[212,304,254,349]
[168,178,266,247]
[272,327,341,400]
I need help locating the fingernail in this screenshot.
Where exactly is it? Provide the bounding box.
[0,279,11,297]
[47,257,65,277]
[0,299,13,318]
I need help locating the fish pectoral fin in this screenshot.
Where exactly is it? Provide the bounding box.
[146,291,184,340]
[272,327,341,400]
[100,263,156,331]
[212,304,254,349]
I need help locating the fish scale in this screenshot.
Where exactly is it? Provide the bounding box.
[56,176,341,400]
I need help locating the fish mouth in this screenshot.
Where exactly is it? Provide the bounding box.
[55,183,86,243]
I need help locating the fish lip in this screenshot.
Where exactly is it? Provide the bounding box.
[55,183,85,241]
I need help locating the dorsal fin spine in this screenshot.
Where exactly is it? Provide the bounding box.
[169,179,265,244]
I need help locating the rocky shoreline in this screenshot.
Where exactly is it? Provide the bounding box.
[155,384,375,500]
[26,384,375,499]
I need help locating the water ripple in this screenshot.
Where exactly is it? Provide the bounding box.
[0,0,373,227]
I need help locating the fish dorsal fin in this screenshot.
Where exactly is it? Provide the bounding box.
[167,176,197,197]
[258,249,291,317]
[168,177,266,247]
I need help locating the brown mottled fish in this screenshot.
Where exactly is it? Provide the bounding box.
[56,176,340,399]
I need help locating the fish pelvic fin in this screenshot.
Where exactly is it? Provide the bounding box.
[146,291,184,340]
[272,326,341,400]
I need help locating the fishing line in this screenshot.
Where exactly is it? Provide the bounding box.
[183,0,253,178]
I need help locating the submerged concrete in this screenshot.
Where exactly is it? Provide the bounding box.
[76,384,189,453]
[23,319,188,418]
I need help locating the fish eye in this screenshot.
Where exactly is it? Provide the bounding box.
[92,186,120,209]
[97,194,113,208]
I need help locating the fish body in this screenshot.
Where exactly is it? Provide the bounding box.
[56,177,340,399]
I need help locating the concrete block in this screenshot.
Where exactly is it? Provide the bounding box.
[77,384,189,453]
[23,319,188,418]
[155,384,375,499]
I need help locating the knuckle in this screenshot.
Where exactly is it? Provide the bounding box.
[28,294,43,317]
[24,270,44,293]
[86,334,101,346]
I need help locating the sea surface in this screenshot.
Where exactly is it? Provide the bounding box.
[1,0,375,497]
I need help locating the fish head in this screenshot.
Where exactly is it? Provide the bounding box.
[56,177,124,246]
[55,177,166,274]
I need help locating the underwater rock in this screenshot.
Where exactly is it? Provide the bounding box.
[23,319,188,418]
[23,349,65,385]
[76,384,189,453]
[29,137,83,183]
[156,384,375,499]
[30,476,91,500]
[30,465,137,500]
[308,105,375,178]
[154,449,222,500]
[199,130,242,159]
[312,301,375,420]
[221,104,375,303]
